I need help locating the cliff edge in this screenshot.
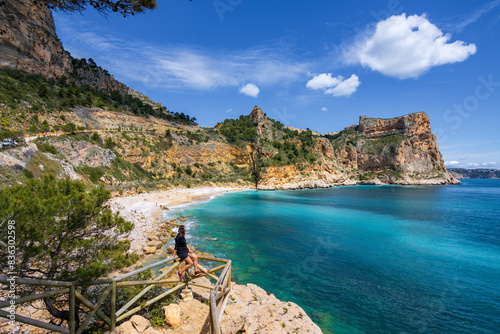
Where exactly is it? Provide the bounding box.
[255,111,459,189]
[0,0,71,78]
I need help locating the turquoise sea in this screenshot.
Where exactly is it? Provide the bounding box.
[171,179,500,334]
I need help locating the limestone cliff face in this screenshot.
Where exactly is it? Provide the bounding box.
[0,0,72,78]
[1,103,458,188]
[0,0,136,94]
[249,105,273,139]
[73,65,128,93]
[355,112,446,173]
[258,111,459,188]
[8,107,252,186]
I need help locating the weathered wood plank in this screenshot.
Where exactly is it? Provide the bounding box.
[116,283,186,322]
[74,292,111,326]
[197,256,229,263]
[0,276,72,287]
[75,284,112,334]
[0,310,70,334]
[69,284,75,334]
[116,261,180,317]
[0,288,69,309]
[197,264,219,281]
[111,281,116,331]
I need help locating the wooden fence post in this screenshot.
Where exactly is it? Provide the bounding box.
[69,284,75,334]
[111,280,116,331]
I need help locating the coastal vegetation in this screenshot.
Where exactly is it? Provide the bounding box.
[0,175,136,324]
[0,67,195,139]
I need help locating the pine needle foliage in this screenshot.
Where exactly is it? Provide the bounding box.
[0,175,136,282]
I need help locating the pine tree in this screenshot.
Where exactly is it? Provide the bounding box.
[46,0,159,16]
[0,176,136,324]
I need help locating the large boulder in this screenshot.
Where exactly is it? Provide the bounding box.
[111,315,157,334]
[143,247,156,254]
[162,304,181,328]
[130,315,151,332]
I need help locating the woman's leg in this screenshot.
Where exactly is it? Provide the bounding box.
[180,256,193,275]
[188,252,199,272]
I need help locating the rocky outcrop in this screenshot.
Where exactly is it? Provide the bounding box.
[0,0,136,94]
[356,113,447,174]
[259,112,459,188]
[258,161,351,190]
[0,0,72,78]
[50,140,116,168]
[73,65,128,93]
[110,277,322,334]
[249,105,273,139]
[0,142,37,170]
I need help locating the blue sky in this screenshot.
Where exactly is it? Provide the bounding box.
[53,0,500,169]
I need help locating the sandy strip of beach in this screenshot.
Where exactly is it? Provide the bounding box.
[108,187,248,256]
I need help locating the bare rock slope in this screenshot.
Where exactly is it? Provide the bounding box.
[0,0,71,78]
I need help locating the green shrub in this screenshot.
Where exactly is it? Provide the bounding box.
[80,166,106,183]
[91,132,101,143]
[217,115,257,144]
[62,122,77,133]
[22,169,34,179]
[104,137,116,149]
[36,142,58,155]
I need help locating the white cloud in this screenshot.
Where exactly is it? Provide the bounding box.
[445,160,461,166]
[446,1,500,32]
[467,162,498,167]
[321,107,328,111]
[239,83,260,98]
[306,73,342,90]
[444,160,499,168]
[53,17,310,91]
[349,14,477,79]
[307,73,360,97]
[325,74,360,97]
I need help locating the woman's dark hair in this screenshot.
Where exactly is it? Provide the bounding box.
[178,225,185,237]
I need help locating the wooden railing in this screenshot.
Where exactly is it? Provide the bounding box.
[0,255,231,334]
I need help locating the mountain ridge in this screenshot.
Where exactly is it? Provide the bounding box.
[0,0,459,190]
[448,168,500,179]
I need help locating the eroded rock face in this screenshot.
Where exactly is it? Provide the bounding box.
[259,112,459,187]
[0,142,38,170]
[50,140,116,168]
[0,0,72,78]
[148,277,323,334]
[356,112,447,173]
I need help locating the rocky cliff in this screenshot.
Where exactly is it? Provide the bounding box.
[333,112,459,185]
[253,110,459,189]
[0,0,71,78]
[0,0,458,189]
[0,0,144,96]
[109,278,322,334]
[0,103,459,189]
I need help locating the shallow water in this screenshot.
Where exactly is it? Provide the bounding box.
[174,180,500,334]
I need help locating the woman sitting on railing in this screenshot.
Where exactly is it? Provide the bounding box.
[170,225,202,280]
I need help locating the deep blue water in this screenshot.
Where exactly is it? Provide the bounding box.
[172,180,500,334]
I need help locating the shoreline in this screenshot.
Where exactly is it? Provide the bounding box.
[107,186,323,334]
[108,186,251,259]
